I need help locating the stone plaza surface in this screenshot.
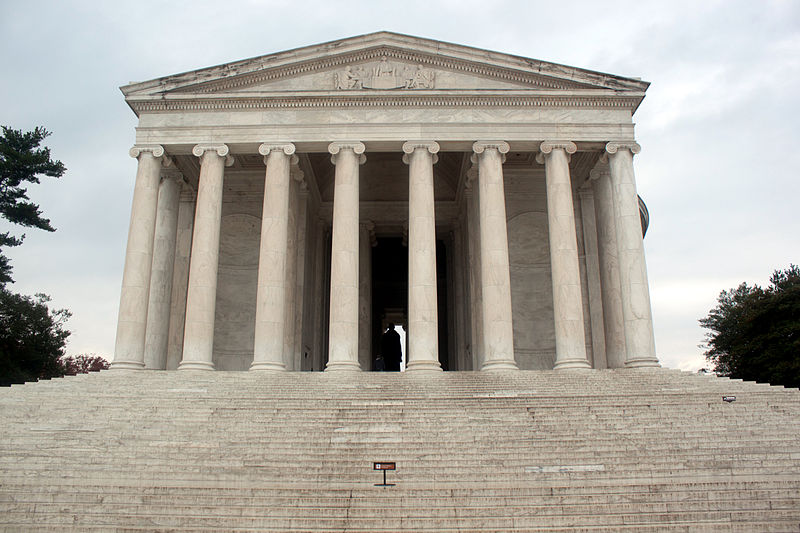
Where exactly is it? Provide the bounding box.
[112,32,659,374]
[1,369,799,531]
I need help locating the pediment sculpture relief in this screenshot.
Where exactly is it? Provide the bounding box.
[335,56,435,90]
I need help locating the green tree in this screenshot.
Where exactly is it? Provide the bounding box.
[0,126,70,386]
[0,126,66,285]
[60,354,109,375]
[0,288,71,386]
[700,265,800,388]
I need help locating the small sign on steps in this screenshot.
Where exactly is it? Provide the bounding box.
[373,462,396,486]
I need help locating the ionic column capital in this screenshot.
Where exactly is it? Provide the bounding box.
[402,141,440,164]
[192,143,234,166]
[129,144,165,159]
[472,141,510,163]
[472,141,510,155]
[259,142,297,167]
[605,141,641,155]
[536,141,577,164]
[258,142,296,156]
[328,141,366,165]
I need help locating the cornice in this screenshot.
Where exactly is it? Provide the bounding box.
[127,93,645,115]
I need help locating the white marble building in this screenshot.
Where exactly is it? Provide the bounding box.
[112,32,659,373]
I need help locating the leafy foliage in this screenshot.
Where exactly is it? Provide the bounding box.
[60,354,109,375]
[700,265,800,388]
[0,126,66,285]
[0,287,71,386]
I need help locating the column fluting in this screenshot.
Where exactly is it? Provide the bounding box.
[178,144,231,371]
[358,220,374,371]
[144,167,182,370]
[112,145,165,370]
[578,187,607,369]
[251,143,296,371]
[537,141,590,369]
[325,142,365,372]
[403,141,442,372]
[166,187,195,370]
[472,141,518,371]
[606,142,659,367]
[590,162,627,368]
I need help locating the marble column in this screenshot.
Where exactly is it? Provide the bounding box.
[250,143,296,371]
[325,142,366,372]
[312,220,329,372]
[144,166,182,369]
[166,186,195,370]
[358,220,374,371]
[606,142,659,367]
[178,144,232,371]
[112,145,165,370]
[590,162,626,368]
[293,171,310,371]
[451,221,469,371]
[464,171,483,370]
[283,173,299,370]
[403,141,443,372]
[537,141,590,370]
[578,187,607,369]
[472,141,518,371]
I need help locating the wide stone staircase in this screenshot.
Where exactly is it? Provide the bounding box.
[1,368,798,532]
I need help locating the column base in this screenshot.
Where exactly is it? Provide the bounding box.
[177,361,215,371]
[481,359,519,371]
[624,358,661,368]
[554,358,592,370]
[109,360,145,370]
[405,360,442,373]
[324,361,362,372]
[249,361,287,372]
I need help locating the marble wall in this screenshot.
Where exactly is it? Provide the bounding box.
[212,173,262,371]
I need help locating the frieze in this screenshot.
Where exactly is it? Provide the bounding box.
[335,57,435,90]
[128,94,645,116]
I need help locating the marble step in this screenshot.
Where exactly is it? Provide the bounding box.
[3,508,799,529]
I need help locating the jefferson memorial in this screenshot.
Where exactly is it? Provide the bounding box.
[111,32,659,374]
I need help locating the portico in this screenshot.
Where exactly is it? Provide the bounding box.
[112,32,660,373]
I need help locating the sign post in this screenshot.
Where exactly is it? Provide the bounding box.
[373,462,396,487]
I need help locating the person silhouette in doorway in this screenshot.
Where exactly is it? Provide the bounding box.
[380,323,402,371]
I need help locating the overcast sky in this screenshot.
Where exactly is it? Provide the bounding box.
[1,0,797,371]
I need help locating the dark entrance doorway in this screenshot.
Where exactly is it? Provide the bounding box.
[370,236,451,370]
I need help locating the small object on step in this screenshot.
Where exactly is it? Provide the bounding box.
[374,461,396,486]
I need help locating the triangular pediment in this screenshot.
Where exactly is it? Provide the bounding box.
[123,32,648,96]
[122,32,648,114]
